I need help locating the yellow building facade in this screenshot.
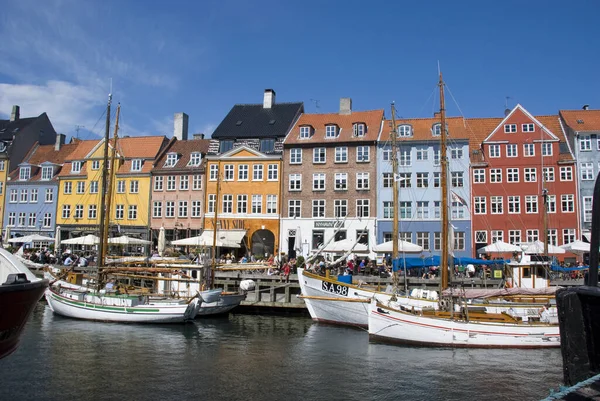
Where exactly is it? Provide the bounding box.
[204,146,282,258]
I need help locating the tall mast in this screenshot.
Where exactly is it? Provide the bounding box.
[97,94,112,272]
[390,103,400,289]
[210,160,221,289]
[103,104,120,246]
[541,133,549,259]
[439,72,449,290]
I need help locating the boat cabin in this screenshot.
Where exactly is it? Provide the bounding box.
[506,253,550,289]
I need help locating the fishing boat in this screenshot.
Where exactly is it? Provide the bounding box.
[0,247,48,358]
[45,96,201,323]
[367,72,560,348]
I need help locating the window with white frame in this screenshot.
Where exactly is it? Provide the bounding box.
[167,176,176,191]
[453,232,465,251]
[560,166,573,181]
[71,161,82,173]
[451,171,464,187]
[475,230,487,243]
[179,175,188,190]
[474,196,486,214]
[179,200,189,217]
[154,176,163,191]
[433,149,441,165]
[89,181,98,194]
[192,174,202,190]
[383,201,393,219]
[41,166,53,180]
[267,195,277,214]
[16,212,24,226]
[522,123,535,132]
[473,169,485,183]
[509,230,521,244]
[399,149,411,166]
[398,125,412,137]
[312,199,325,217]
[251,195,262,214]
[236,195,247,214]
[525,195,538,214]
[9,189,17,203]
[18,190,27,204]
[334,173,347,190]
[88,205,97,219]
[489,144,501,158]
[45,188,53,203]
[165,153,178,167]
[28,213,35,227]
[400,201,412,219]
[153,201,162,218]
[399,173,411,188]
[224,164,234,181]
[433,232,441,251]
[313,148,326,163]
[188,152,202,166]
[524,143,535,157]
[267,164,278,181]
[417,232,430,251]
[432,123,441,136]
[207,196,215,214]
[416,201,429,219]
[128,205,137,220]
[0,182,3,195]
[325,125,338,138]
[76,181,85,194]
[526,229,539,242]
[506,144,518,157]
[542,143,552,156]
[584,196,593,222]
[130,180,139,193]
[561,194,574,212]
[209,164,218,181]
[491,230,504,243]
[416,148,428,161]
[382,149,391,161]
[451,148,463,159]
[353,123,365,137]
[356,173,369,190]
[547,229,558,246]
[43,213,51,227]
[356,199,370,217]
[490,169,502,183]
[507,168,519,182]
[491,196,503,214]
[299,126,312,139]
[289,174,302,191]
[290,148,302,164]
[166,201,175,217]
[581,162,594,180]
[579,135,592,151]
[92,160,100,170]
[434,201,441,219]
[313,173,325,190]
[192,200,202,217]
[253,164,263,180]
[29,189,38,203]
[131,159,142,171]
[416,172,429,188]
[115,205,124,219]
[563,229,576,245]
[0,161,4,171]
[383,173,393,188]
[288,200,301,217]
[524,168,537,182]
[334,199,347,218]
[548,195,556,213]
[543,167,555,182]
[221,195,232,214]
[451,201,465,219]
[357,146,369,162]
[508,196,520,214]
[19,166,30,180]
[117,180,125,193]
[504,124,516,133]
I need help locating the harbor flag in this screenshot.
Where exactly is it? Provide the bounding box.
[451,191,467,205]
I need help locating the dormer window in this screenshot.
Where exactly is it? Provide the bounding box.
[398,125,413,137]
[164,153,178,167]
[19,166,30,181]
[353,123,366,137]
[299,126,312,139]
[260,138,275,153]
[71,161,82,173]
[325,125,339,138]
[131,159,143,172]
[188,152,202,166]
[432,123,441,136]
[41,166,53,181]
[220,140,234,153]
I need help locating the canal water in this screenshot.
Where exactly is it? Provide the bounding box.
[0,303,563,401]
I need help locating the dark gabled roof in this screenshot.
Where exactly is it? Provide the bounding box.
[152,138,211,173]
[0,116,40,140]
[211,102,304,139]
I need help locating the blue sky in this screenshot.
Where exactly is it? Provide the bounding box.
[0,0,598,140]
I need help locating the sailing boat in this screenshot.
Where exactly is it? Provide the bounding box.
[45,95,201,323]
[367,73,560,348]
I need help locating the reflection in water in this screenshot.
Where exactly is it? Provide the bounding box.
[0,303,563,401]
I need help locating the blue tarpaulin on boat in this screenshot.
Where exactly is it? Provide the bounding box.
[550,265,589,272]
[392,256,508,271]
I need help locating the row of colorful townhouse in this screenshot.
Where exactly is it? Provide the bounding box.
[1,92,599,261]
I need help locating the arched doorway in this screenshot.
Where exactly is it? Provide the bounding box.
[251,229,275,258]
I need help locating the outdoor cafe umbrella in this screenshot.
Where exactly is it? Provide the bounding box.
[158,227,166,256]
[523,240,566,254]
[108,235,152,245]
[372,239,423,253]
[61,234,101,245]
[476,240,522,254]
[55,225,61,251]
[322,239,368,253]
[7,234,56,243]
[559,240,591,256]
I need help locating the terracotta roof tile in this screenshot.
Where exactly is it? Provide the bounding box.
[8,142,82,182]
[559,109,600,132]
[115,136,167,159]
[378,116,472,145]
[153,138,211,173]
[284,110,384,145]
[66,139,99,161]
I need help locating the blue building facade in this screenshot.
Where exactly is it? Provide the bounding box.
[376,117,472,259]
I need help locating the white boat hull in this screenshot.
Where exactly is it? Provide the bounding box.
[45,289,200,323]
[197,293,246,316]
[368,301,560,348]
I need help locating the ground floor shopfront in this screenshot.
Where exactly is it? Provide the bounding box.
[203,216,279,259]
[280,218,377,260]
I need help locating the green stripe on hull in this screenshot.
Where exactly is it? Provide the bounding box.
[51,293,161,313]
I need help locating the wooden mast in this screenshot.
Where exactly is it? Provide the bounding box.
[210,160,221,289]
[439,72,450,290]
[97,94,112,274]
[102,104,120,249]
[390,103,400,289]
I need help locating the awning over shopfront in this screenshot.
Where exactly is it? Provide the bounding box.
[171,229,246,248]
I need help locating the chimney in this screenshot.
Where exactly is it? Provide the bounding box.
[263,89,276,109]
[434,111,441,118]
[10,105,20,122]
[583,104,590,110]
[174,112,189,141]
[55,133,65,151]
[504,108,511,116]
[193,133,205,140]
[339,98,352,115]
